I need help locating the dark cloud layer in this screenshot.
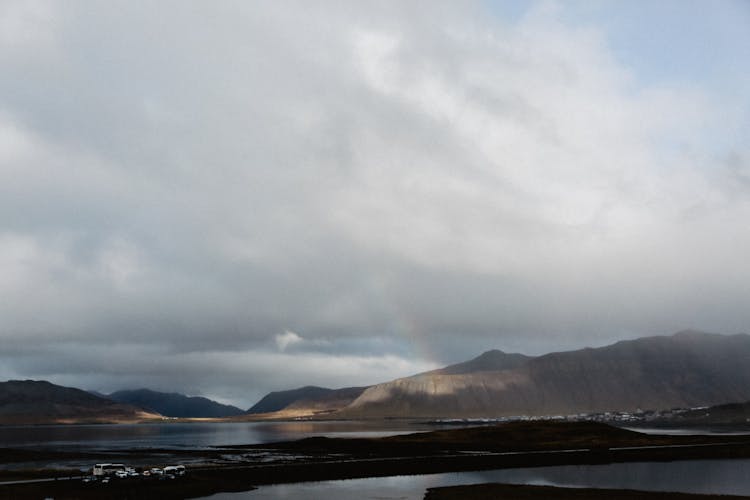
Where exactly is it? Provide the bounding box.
[0,1,748,406]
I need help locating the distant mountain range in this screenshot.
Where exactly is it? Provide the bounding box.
[108,389,245,418]
[3,331,750,424]
[252,331,750,419]
[0,380,159,424]
[0,383,245,423]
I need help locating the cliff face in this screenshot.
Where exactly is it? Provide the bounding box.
[338,331,750,418]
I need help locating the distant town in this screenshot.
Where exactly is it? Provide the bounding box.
[426,407,710,426]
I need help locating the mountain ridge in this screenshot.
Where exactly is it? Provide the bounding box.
[0,380,160,424]
[108,388,245,418]
[5,331,749,423]
[336,331,750,418]
[425,349,533,375]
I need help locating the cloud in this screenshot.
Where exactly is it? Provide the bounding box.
[0,0,56,50]
[275,330,303,352]
[0,1,747,401]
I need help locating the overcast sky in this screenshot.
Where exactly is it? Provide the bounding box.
[1,0,748,407]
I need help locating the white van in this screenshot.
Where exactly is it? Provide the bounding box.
[92,463,127,476]
[163,465,186,476]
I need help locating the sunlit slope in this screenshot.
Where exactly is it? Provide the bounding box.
[244,350,531,418]
[339,331,750,418]
[245,385,369,418]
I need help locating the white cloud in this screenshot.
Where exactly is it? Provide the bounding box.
[275,330,304,352]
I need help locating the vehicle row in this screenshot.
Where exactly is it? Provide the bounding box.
[85,463,186,482]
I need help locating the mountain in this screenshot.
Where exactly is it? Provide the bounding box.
[425,349,532,375]
[337,331,750,418]
[244,351,530,418]
[0,380,159,424]
[247,385,368,417]
[108,389,245,418]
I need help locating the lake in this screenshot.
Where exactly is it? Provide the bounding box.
[3,421,741,452]
[0,420,452,452]
[201,459,750,499]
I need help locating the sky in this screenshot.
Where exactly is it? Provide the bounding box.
[0,0,748,408]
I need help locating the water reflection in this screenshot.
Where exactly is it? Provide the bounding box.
[202,459,750,499]
[0,420,445,451]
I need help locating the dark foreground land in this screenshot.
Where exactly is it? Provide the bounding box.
[425,484,750,500]
[2,421,750,499]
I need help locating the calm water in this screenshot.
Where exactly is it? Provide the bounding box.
[1,421,740,452]
[0,420,447,452]
[202,459,750,499]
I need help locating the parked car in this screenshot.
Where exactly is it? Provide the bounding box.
[163,465,186,476]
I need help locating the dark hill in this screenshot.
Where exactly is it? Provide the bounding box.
[248,386,332,414]
[108,389,244,418]
[247,385,368,416]
[651,400,750,427]
[0,380,158,424]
